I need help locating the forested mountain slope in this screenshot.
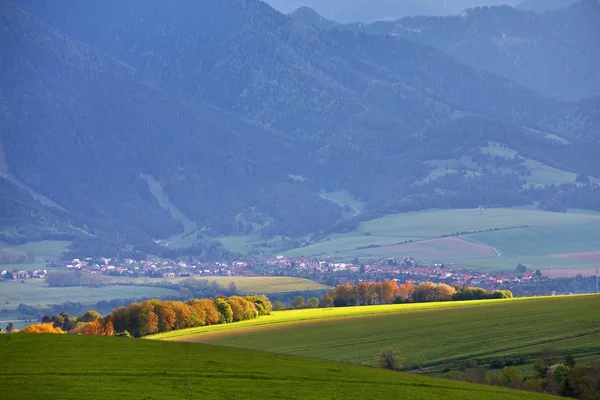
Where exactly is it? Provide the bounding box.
[2,0,599,257]
[517,0,578,12]
[266,0,521,22]
[297,0,600,101]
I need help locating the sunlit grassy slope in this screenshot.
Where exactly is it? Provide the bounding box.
[156,295,600,371]
[0,334,558,400]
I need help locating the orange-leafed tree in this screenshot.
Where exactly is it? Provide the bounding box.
[357,281,374,305]
[104,320,115,337]
[157,303,177,332]
[397,280,415,301]
[83,320,105,336]
[381,280,399,304]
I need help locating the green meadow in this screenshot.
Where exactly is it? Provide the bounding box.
[0,334,558,400]
[282,208,600,271]
[158,295,600,372]
[0,279,178,316]
[133,276,329,294]
[0,240,71,270]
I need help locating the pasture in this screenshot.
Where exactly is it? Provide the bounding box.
[159,295,600,372]
[0,334,558,400]
[0,240,71,270]
[134,276,328,294]
[283,208,600,271]
[0,279,178,313]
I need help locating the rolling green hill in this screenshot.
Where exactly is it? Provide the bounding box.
[282,208,600,270]
[0,334,559,400]
[156,295,600,372]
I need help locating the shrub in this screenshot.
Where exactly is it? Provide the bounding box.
[379,347,403,371]
[498,366,523,388]
[444,371,466,381]
[21,323,65,334]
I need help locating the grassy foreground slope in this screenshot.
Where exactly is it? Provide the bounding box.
[161,295,600,370]
[0,335,557,400]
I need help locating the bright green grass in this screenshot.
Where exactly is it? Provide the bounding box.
[152,296,575,341]
[284,208,600,261]
[159,295,600,371]
[132,276,328,294]
[151,299,521,340]
[0,240,71,270]
[0,335,557,400]
[0,279,178,311]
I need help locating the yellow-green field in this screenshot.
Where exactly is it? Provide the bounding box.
[0,334,558,400]
[133,276,329,294]
[153,295,600,371]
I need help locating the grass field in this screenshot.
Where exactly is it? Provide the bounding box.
[0,334,558,400]
[132,276,328,294]
[0,240,71,270]
[0,279,178,313]
[283,208,600,270]
[156,295,600,372]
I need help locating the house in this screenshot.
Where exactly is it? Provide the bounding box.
[12,271,30,280]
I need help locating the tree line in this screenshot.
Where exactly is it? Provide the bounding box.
[18,295,272,338]
[319,281,512,307]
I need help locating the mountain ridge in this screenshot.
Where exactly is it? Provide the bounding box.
[2,0,599,258]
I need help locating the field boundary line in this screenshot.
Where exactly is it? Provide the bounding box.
[458,235,501,256]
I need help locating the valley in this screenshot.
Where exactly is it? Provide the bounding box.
[1,1,599,398]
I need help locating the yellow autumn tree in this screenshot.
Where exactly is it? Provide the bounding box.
[22,323,65,334]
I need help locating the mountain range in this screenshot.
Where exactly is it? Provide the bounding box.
[1,0,598,259]
[266,0,580,23]
[292,0,600,101]
[266,1,520,22]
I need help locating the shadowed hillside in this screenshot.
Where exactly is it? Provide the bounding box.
[2,0,599,257]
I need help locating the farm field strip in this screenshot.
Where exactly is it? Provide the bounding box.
[158,295,600,370]
[0,335,558,400]
[130,276,329,294]
[0,279,179,310]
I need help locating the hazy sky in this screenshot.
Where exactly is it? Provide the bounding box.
[263,0,520,22]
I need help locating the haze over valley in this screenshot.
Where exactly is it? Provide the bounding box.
[1,2,599,398]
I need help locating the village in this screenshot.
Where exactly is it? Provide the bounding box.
[1,254,540,291]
